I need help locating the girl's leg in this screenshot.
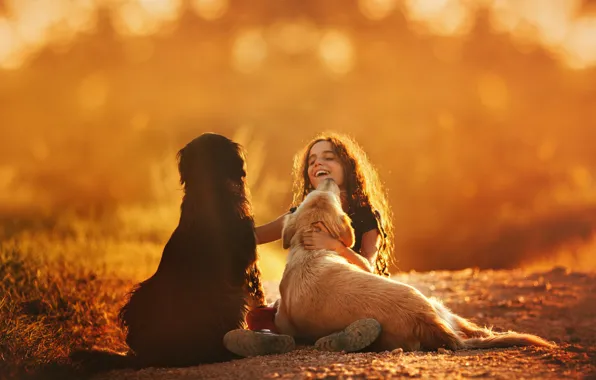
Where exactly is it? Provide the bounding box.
[224,308,382,356]
[223,301,295,357]
[314,318,382,352]
[223,329,295,357]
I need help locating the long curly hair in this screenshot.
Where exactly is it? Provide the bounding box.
[291,132,394,276]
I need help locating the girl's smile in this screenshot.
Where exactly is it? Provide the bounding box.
[307,141,345,189]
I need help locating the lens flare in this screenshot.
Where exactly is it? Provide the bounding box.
[358,0,398,21]
[190,0,229,21]
[318,29,355,75]
[232,28,268,73]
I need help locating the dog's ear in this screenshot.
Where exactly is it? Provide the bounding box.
[176,147,188,186]
[282,214,297,249]
[338,214,355,248]
[319,206,353,247]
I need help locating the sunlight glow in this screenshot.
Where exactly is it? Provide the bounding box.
[0,18,18,68]
[110,0,182,37]
[11,0,57,48]
[489,0,579,46]
[190,0,229,21]
[0,0,97,69]
[488,0,596,69]
[318,29,355,75]
[232,29,268,73]
[358,0,398,21]
[560,16,596,69]
[403,0,474,36]
[268,19,319,55]
[0,0,595,70]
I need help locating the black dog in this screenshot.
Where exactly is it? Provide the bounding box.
[119,133,265,367]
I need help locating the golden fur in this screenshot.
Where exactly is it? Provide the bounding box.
[275,178,555,351]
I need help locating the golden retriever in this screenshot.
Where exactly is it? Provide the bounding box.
[275,178,554,351]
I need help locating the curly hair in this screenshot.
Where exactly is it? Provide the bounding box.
[291,132,394,276]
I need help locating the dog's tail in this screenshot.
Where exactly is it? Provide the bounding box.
[462,332,556,349]
[69,349,139,373]
[428,298,492,339]
[427,298,555,350]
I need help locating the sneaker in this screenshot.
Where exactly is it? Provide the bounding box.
[314,318,382,352]
[223,329,295,357]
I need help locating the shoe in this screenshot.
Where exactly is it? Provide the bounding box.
[223,329,295,357]
[314,318,381,352]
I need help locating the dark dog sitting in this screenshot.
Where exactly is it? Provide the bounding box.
[119,133,265,367]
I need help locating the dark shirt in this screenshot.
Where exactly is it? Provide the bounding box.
[289,205,380,254]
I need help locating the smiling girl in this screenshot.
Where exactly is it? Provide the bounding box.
[258,133,393,274]
[224,132,395,356]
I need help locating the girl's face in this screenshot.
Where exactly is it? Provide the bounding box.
[307,140,345,190]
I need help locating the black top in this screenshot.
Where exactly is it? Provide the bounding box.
[289,205,380,254]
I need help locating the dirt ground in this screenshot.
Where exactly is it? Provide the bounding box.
[92,267,596,379]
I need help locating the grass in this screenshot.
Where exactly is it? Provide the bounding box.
[0,237,133,379]
[0,219,286,379]
[0,129,294,379]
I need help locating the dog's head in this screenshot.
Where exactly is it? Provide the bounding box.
[177,133,247,191]
[282,178,355,250]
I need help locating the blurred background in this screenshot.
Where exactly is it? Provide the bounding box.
[1,0,595,280]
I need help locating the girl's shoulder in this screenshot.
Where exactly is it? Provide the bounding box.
[350,205,378,230]
[351,205,388,238]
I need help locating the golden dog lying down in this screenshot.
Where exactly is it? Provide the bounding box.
[275,179,554,351]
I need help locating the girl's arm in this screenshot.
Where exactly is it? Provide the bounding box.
[333,243,374,273]
[358,229,381,269]
[254,213,289,244]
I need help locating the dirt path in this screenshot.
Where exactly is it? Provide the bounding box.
[92,268,596,379]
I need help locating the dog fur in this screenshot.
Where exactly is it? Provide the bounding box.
[118,133,265,367]
[275,178,555,351]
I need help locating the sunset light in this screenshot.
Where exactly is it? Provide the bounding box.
[1,2,595,379]
[0,0,595,71]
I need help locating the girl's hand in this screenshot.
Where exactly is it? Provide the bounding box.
[302,223,343,251]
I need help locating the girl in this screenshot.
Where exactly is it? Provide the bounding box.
[224,132,394,356]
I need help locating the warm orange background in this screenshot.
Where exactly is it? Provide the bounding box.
[1,0,595,278]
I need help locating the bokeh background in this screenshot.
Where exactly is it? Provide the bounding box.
[1,0,595,280]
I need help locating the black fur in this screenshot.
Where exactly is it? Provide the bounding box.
[118,133,265,367]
